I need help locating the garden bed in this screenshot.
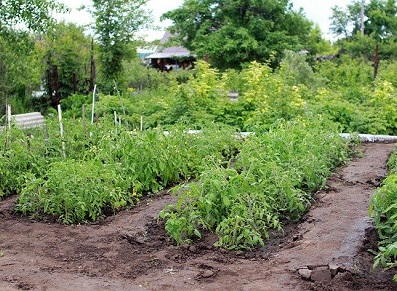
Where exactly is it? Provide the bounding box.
[0,143,396,290]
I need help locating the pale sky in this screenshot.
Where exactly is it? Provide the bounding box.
[57,0,353,40]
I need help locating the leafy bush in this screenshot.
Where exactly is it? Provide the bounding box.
[0,127,48,198]
[370,148,397,281]
[12,117,241,223]
[17,159,131,224]
[160,118,353,249]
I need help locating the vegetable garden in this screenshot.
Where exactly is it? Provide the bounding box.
[2,56,397,289]
[1,112,353,247]
[4,0,397,289]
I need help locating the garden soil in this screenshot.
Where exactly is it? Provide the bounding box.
[1,142,397,291]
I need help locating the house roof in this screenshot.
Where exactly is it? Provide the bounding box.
[160,31,173,44]
[146,31,193,59]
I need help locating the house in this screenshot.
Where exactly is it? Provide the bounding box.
[145,31,196,72]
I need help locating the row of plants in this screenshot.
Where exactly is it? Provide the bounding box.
[159,117,356,250]
[370,149,397,281]
[0,117,241,224]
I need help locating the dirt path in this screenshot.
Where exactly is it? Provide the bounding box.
[1,143,397,291]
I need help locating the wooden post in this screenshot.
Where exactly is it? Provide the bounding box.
[113,80,129,129]
[373,43,379,81]
[82,104,87,136]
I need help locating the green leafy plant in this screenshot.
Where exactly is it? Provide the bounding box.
[160,117,353,249]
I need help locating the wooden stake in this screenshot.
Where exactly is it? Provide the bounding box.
[82,104,87,136]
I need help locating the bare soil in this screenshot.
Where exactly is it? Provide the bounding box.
[1,143,397,291]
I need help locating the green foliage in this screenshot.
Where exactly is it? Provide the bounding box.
[92,0,151,92]
[166,61,227,125]
[316,55,373,89]
[370,171,397,280]
[163,0,316,69]
[308,57,397,135]
[0,1,72,112]
[304,25,336,56]
[368,145,397,281]
[369,80,397,134]
[342,33,378,60]
[44,54,392,135]
[331,0,397,61]
[60,94,91,119]
[238,61,306,130]
[331,0,397,41]
[55,52,397,136]
[0,127,48,198]
[17,159,131,224]
[278,50,326,88]
[160,118,352,249]
[0,33,42,113]
[10,116,241,223]
[0,0,66,35]
[35,22,92,103]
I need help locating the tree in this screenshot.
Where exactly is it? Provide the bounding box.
[0,33,42,113]
[0,0,66,37]
[91,0,151,93]
[330,0,397,73]
[365,0,397,40]
[330,0,397,41]
[330,2,363,39]
[162,0,315,70]
[35,22,93,107]
[0,0,66,113]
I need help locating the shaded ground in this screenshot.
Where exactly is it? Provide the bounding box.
[1,143,397,290]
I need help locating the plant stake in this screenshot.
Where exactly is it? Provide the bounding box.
[57,104,66,158]
[91,84,97,124]
[7,104,11,129]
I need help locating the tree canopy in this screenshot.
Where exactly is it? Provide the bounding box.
[330,0,397,62]
[0,0,66,36]
[36,22,93,106]
[91,0,151,92]
[0,0,67,112]
[330,0,397,41]
[162,0,316,70]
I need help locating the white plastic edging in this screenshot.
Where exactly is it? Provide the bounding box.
[161,131,397,142]
[340,133,397,142]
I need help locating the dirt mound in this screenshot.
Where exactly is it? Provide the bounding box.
[1,143,397,291]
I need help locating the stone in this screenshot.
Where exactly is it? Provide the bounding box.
[334,271,353,282]
[298,268,312,280]
[311,267,332,282]
[201,270,214,278]
[329,263,339,277]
